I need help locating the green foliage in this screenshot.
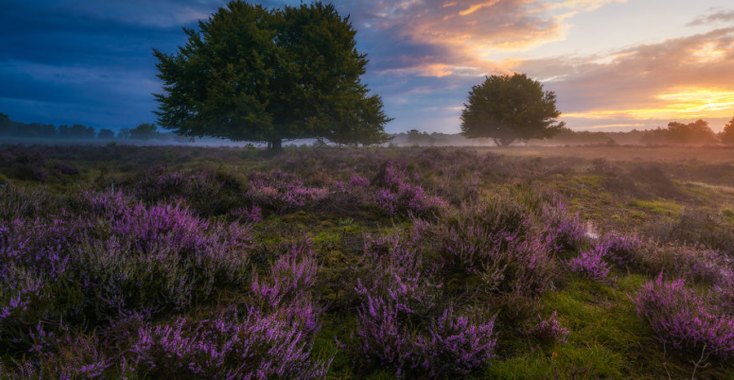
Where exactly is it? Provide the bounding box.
[406,129,435,145]
[664,119,717,144]
[719,116,734,145]
[58,124,96,139]
[97,128,115,140]
[460,73,564,146]
[129,123,159,141]
[153,1,391,149]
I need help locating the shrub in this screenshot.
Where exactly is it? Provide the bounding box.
[564,246,614,284]
[598,233,641,267]
[352,233,497,377]
[522,311,569,344]
[631,274,734,361]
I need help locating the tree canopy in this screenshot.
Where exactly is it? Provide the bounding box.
[460,73,564,146]
[153,1,392,150]
[664,119,717,144]
[719,117,734,145]
[129,123,159,141]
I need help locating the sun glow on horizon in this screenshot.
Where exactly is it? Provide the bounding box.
[562,87,734,120]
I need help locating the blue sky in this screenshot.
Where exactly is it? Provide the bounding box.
[1,0,733,133]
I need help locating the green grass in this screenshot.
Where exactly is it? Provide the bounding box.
[628,199,682,216]
[722,208,734,223]
[484,274,734,380]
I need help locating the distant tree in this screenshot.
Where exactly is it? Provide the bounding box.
[406,129,435,145]
[153,1,391,151]
[97,128,115,140]
[461,73,564,146]
[129,123,159,141]
[719,117,734,145]
[0,113,11,135]
[58,124,95,139]
[117,128,131,139]
[406,129,422,144]
[665,119,717,144]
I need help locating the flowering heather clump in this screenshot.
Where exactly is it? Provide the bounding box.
[429,197,532,273]
[598,233,642,267]
[523,311,570,344]
[131,166,187,202]
[371,161,446,216]
[52,161,80,175]
[635,242,732,286]
[540,203,587,255]
[328,175,371,211]
[415,306,497,375]
[349,175,370,189]
[246,170,329,212]
[372,188,398,215]
[631,274,734,361]
[564,246,614,284]
[127,239,329,379]
[251,240,322,334]
[229,205,263,223]
[111,203,211,254]
[129,311,331,379]
[0,193,256,351]
[353,234,497,377]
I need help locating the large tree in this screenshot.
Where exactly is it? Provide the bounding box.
[153,1,391,150]
[460,73,564,146]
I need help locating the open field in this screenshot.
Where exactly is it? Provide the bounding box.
[0,144,733,379]
[490,144,734,163]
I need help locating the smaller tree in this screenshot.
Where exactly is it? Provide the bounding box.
[461,73,564,146]
[0,113,10,135]
[58,124,95,139]
[665,119,716,144]
[117,128,131,139]
[719,117,734,145]
[97,128,115,140]
[129,123,159,141]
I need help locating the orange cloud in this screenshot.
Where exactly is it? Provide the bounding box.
[458,0,502,16]
[513,25,734,128]
[357,0,624,79]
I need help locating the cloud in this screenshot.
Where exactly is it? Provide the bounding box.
[688,9,734,26]
[1,0,730,135]
[507,25,734,130]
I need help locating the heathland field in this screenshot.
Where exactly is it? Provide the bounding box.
[1,144,733,379]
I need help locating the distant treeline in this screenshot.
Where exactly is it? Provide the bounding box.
[3,112,734,146]
[0,113,189,142]
[396,118,734,146]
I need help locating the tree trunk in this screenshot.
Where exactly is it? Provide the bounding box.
[268,139,283,152]
[492,137,515,147]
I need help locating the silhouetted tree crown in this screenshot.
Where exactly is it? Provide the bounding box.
[460,73,564,147]
[129,123,159,141]
[153,1,391,150]
[719,117,734,145]
[97,128,115,140]
[664,119,717,144]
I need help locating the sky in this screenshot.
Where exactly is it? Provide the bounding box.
[1,0,734,134]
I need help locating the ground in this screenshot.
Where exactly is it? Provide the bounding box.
[0,144,732,379]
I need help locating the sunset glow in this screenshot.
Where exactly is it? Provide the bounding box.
[1,0,733,133]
